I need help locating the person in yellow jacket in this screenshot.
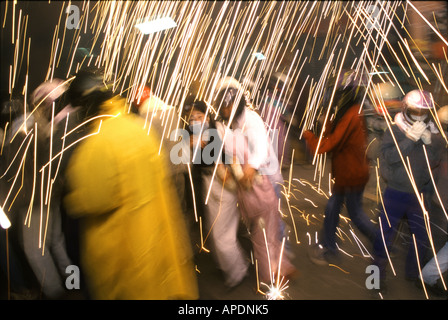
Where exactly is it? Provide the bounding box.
[63,72,198,300]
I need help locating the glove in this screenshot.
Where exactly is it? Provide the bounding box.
[420,129,431,145]
[406,121,427,142]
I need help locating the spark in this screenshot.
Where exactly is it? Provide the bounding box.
[406,0,448,47]
[2,0,447,299]
[378,216,396,277]
[304,198,318,208]
[198,216,210,254]
[260,237,290,300]
[349,230,373,259]
[335,243,354,258]
[412,234,429,299]
[328,264,350,274]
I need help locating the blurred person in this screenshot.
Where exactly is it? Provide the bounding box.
[0,98,40,299]
[131,85,187,209]
[417,105,448,297]
[419,239,448,297]
[303,71,377,265]
[372,89,445,292]
[214,77,297,285]
[252,74,296,256]
[183,97,249,289]
[6,80,74,299]
[364,82,403,164]
[53,72,104,299]
[261,72,294,169]
[63,70,198,300]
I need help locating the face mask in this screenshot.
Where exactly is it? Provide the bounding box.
[189,121,209,133]
[410,113,428,122]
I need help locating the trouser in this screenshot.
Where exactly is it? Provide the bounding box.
[202,173,249,287]
[421,242,448,286]
[322,185,377,252]
[237,175,295,284]
[20,205,72,298]
[373,187,430,280]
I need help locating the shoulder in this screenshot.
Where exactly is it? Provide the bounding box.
[244,107,264,126]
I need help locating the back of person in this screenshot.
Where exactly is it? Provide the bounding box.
[327,103,370,189]
[64,96,199,300]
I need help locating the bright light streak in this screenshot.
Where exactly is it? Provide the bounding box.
[135,17,177,34]
[412,234,429,299]
[0,206,11,229]
[379,216,396,276]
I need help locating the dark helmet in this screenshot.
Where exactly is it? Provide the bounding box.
[66,68,114,117]
[213,77,248,121]
[324,70,367,132]
[182,95,215,127]
[184,96,208,115]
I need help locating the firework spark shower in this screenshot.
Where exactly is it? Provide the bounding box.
[0,0,447,303]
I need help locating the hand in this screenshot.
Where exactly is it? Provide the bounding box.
[216,164,237,190]
[239,165,256,189]
[406,121,427,142]
[420,129,431,145]
[217,164,231,181]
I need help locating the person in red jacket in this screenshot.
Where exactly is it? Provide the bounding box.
[303,71,377,265]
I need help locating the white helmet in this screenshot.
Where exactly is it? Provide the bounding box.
[401,89,434,124]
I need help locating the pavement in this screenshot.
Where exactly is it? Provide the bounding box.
[1,160,446,302]
[192,160,448,301]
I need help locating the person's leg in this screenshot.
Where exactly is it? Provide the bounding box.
[20,207,66,298]
[345,187,377,243]
[203,174,248,287]
[405,197,430,280]
[321,191,345,253]
[421,242,448,286]
[372,188,407,280]
[48,205,72,278]
[239,176,295,284]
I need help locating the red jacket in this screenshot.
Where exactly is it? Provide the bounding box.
[303,104,369,189]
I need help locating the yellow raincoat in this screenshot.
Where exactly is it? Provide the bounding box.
[64,96,198,300]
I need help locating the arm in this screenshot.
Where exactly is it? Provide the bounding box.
[381,125,418,166]
[64,137,121,218]
[303,108,356,154]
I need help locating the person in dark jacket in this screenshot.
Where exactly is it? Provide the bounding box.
[303,71,377,265]
[183,96,249,288]
[372,89,445,292]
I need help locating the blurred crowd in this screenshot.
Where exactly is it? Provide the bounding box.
[1,66,447,300]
